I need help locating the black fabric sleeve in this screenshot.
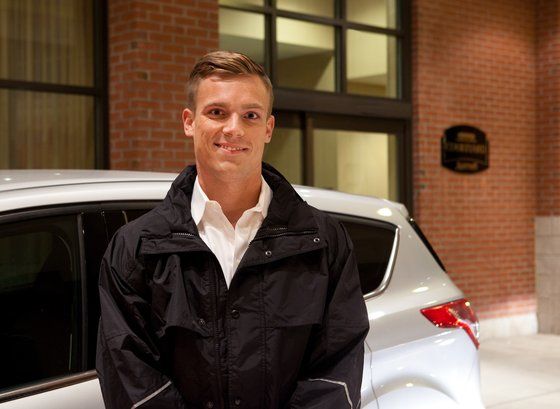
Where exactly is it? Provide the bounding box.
[288,221,369,409]
[96,232,187,409]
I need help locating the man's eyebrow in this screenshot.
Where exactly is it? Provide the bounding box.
[203,102,228,108]
[203,102,265,110]
[241,103,265,110]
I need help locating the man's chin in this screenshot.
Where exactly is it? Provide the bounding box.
[209,161,261,179]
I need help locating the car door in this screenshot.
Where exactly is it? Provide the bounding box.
[0,204,155,409]
[0,211,104,408]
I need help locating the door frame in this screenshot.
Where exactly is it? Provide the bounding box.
[273,110,413,212]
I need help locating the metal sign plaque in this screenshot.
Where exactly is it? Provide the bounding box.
[441,125,489,173]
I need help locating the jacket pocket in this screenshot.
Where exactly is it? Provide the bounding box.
[262,252,328,328]
[146,253,213,339]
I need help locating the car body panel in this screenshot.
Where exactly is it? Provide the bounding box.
[0,170,177,192]
[0,379,103,409]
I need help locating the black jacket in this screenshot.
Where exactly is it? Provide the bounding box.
[96,164,369,409]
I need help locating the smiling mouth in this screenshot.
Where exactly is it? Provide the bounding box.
[215,143,246,152]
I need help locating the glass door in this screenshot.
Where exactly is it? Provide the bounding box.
[264,112,409,205]
[312,128,398,200]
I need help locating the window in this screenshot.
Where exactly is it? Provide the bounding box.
[336,215,398,296]
[276,18,335,92]
[313,129,399,199]
[347,30,398,97]
[264,112,405,202]
[0,215,82,391]
[219,8,265,65]
[82,206,156,368]
[221,0,412,208]
[264,125,304,184]
[0,0,107,169]
[219,0,404,98]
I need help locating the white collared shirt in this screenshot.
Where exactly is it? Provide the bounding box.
[191,176,272,288]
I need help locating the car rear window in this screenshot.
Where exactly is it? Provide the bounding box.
[334,214,398,296]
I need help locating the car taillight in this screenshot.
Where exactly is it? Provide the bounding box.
[421,298,480,348]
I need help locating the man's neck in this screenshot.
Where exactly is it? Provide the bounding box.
[197,169,262,227]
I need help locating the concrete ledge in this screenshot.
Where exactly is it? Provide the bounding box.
[479,313,537,340]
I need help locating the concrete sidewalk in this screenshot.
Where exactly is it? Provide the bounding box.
[479,334,560,409]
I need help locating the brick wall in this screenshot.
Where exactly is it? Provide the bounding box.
[109,0,218,171]
[413,0,537,320]
[536,0,560,334]
[537,0,560,216]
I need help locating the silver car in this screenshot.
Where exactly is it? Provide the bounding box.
[0,170,484,409]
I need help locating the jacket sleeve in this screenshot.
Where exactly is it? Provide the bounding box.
[96,231,187,409]
[288,221,369,409]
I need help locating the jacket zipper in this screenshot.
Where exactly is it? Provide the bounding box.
[176,227,318,407]
[171,232,195,237]
[210,256,224,407]
[171,231,223,405]
[251,228,317,243]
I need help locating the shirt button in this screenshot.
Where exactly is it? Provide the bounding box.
[231,309,240,319]
[265,250,272,257]
[205,401,214,409]
[198,318,206,326]
[313,237,321,243]
[234,398,242,406]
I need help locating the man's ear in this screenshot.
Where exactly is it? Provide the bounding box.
[182,108,195,138]
[264,114,275,143]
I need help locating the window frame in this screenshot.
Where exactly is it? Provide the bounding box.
[219,0,412,117]
[330,213,400,299]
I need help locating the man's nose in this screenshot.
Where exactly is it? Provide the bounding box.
[223,114,244,137]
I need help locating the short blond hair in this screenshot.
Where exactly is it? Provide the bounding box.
[186,51,274,115]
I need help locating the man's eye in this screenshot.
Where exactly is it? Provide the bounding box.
[209,109,223,116]
[245,112,259,120]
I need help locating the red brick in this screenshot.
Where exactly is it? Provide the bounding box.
[108,3,217,174]
[413,0,537,320]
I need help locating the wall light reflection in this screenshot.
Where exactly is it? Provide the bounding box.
[377,207,393,217]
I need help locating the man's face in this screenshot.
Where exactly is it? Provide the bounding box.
[182,74,274,182]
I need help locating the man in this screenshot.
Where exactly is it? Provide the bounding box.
[96,51,368,409]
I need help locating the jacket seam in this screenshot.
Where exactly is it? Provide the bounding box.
[307,378,353,409]
[259,272,268,407]
[325,324,369,329]
[131,380,172,408]
[104,330,132,342]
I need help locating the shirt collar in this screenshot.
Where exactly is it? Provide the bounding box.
[191,176,272,226]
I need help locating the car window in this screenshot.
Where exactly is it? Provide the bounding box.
[81,212,110,369]
[0,215,81,392]
[125,208,152,222]
[82,207,155,369]
[103,210,127,241]
[336,216,397,296]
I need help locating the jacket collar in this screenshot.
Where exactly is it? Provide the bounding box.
[190,174,272,227]
[150,162,318,238]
